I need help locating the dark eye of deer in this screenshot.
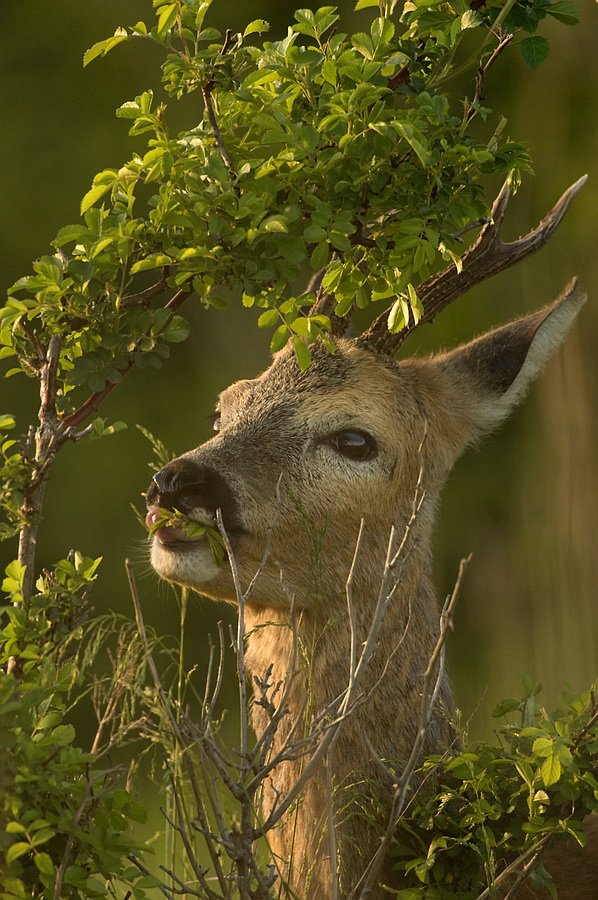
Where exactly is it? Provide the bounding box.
[329,430,377,461]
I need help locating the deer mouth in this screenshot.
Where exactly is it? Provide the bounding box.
[145,508,204,546]
[145,506,244,554]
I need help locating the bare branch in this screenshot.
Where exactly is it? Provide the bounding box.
[360,175,587,355]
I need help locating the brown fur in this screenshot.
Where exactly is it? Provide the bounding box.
[147,285,594,898]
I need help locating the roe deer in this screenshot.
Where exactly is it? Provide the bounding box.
[146,179,597,898]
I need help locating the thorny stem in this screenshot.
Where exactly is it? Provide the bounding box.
[468,31,514,124]
[127,856,177,900]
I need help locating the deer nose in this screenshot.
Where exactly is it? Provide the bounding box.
[151,460,209,514]
[147,459,238,526]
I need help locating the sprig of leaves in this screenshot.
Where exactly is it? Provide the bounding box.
[388,677,598,895]
[148,506,227,566]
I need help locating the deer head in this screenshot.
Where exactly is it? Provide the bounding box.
[144,178,587,899]
[146,178,585,615]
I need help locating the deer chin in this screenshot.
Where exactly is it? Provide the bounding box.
[150,534,223,587]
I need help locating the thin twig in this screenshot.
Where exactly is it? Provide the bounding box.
[120,271,169,308]
[202,86,234,170]
[474,834,552,900]
[326,747,340,900]
[128,856,178,900]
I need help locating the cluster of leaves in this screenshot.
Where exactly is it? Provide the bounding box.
[388,678,598,897]
[0,558,157,899]
[1,0,579,395]
[148,506,227,565]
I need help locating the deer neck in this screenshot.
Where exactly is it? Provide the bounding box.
[242,551,455,898]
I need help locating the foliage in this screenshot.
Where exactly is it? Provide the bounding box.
[1,0,578,391]
[388,678,598,897]
[0,558,157,899]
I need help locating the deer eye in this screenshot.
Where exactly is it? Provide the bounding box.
[212,413,221,433]
[328,430,377,461]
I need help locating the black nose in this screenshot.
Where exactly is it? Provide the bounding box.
[147,458,237,523]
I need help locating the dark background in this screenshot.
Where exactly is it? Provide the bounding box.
[1,0,597,736]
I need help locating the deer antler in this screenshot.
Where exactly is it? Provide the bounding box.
[356,174,587,355]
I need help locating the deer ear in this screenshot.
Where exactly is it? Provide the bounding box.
[433,280,586,437]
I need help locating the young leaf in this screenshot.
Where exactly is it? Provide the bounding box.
[520,36,550,69]
[546,0,580,25]
[80,183,111,215]
[244,19,270,36]
[293,336,311,371]
[83,30,128,67]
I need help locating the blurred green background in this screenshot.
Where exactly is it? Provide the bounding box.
[1,0,597,740]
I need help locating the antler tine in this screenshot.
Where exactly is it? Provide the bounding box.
[358,174,588,356]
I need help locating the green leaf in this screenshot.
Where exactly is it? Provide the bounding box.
[407,283,423,324]
[34,853,55,876]
[520,36,550,69]
[270,325,289,353]
[395,123,432,166]
[31,828,56,847]
[83,30,128,67]
[258,308,280,328]
[80,183,111,215]
[51,724,75,745]
[157,3,178,37]
[310,241,329,271]
[244,19,270,36]
[262,215,289,233]
[54,224,89,245]
[354,0,379,8]
[546,0,580,24]
[371,17,394,45]
[293,336,311,371]
[352,32,374,60]
[388,298,407,333]
[541,754,562,787]
[492,698,519,717]
[461,9,483,29]
[162,315,190,343]
[6,842,31,863]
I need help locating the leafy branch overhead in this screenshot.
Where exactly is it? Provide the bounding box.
[1,0,580,398]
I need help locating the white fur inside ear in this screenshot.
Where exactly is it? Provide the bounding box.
[476,283,586,433]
